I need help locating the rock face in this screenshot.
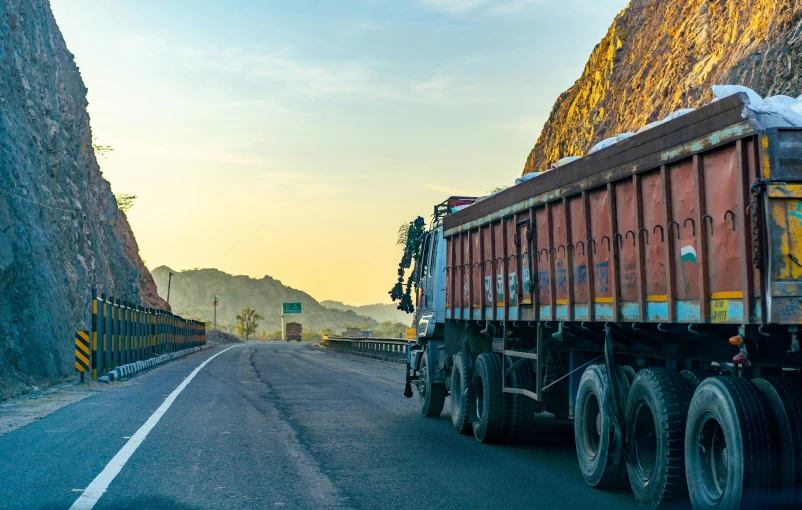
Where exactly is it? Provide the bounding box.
[0,1,168,382]
[151,267,379,333]
[524,0,802,174]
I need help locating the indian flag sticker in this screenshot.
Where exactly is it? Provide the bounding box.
[680,245,697,264]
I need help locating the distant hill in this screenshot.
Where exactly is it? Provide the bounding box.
[320,301,412,325]
[151,267,378,332]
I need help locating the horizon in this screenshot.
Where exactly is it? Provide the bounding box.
[50,0,628,306]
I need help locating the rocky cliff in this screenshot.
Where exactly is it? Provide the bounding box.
[152,267,379,333]
[524,0,802,174]
[0,1,168,388]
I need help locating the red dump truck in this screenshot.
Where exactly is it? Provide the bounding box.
[405,93,802,509]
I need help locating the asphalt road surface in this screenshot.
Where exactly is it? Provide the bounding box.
[1,343,642,509]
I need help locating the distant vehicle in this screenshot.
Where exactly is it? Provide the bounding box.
[404,94,802,509]
[359,330,374,338]
[285,322,302,342]
[345,327,361,337]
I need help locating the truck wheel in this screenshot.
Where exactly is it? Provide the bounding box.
[471,352,508,443]
[574,364,629,489]
[625,368,694,509]
[504,356,538,443]
[752,377,802,492]
[418,350,446,417]
[685,376,776,509]
[451,351,472,434]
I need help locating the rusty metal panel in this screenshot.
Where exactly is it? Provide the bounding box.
[589,189,612,304]
[517,220,532,305]
[703,146,741,299]
[535,206,551,313]
[569,197,588,305]
[493,222,504,319]
[669,159,699,302]
[472,229,482,317]
[482,225,493,319]
[445,236,453,319]
[615,179,638,304]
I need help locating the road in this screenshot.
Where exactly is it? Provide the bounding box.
[0,342,641,509]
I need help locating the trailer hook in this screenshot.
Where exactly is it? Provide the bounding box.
[580,322,591,330]
[638,228,649,245]
[587,238,597,254]
[625,231,636,246]
[614,233,624,250]
[684,218,696,237]
[539,248,549,261]
[527,321,536,328]
[724,210,736,231]
[668,221,681,240]
[702,214,714,236]
[575,240,586,256]
[688,323,700,335]
[601,236,611,251]
[557,245,566,256]
[653,225,664,243]
[657,323,668,332]
[758,325,771,337]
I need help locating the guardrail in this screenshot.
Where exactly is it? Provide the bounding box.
[82,289,206,379]
[321,336,410,363]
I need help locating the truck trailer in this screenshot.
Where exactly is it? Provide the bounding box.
[285,322,302,342]
[404,93,802,509]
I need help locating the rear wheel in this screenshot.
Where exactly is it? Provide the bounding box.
[418,351,446,417]
[504,356,538,443]
[471,352,508,443]
[574,364,629,489]
[752,377,802,493]
[625,368,694,509]
[685,376,776,509]
[451,351,472,434]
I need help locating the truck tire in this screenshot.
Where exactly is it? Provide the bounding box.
[625,368,694,509]
[504,356,538,444]
[685,376,776,510]
[574,364,629,489]
[451,351,472,434]
[471,352,508,443]
[418,350,446,417]
[752,377,802,493]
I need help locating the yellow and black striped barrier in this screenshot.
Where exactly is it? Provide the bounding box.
[75,330,91,382]
[79,288,206,380]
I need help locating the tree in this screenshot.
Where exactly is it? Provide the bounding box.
[235,306,263,341]
[114,193,138,213]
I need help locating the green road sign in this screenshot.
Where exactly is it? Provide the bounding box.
[282,302,302,314]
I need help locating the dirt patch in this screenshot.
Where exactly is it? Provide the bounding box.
[206,330,243,346]
[0,378,117,437]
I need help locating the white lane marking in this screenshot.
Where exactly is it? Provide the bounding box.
[69,345,241,510]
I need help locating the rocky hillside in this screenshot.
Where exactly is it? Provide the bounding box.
[524,0,802,173]
[0,1,167,386]
[152,267,378,332]
[320,301,411,325]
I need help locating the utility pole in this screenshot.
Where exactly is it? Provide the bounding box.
[166,271,174,304]
[213,296,218,330]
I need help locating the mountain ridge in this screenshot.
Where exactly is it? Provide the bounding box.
[151,266,379,332]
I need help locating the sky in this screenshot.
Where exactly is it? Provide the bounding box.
[50,0,628,306]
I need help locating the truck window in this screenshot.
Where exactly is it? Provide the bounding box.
[419,233,431,280]
[428,230,438,277]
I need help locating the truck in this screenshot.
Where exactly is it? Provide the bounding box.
[285,322,302,342]
[404,93,802,509]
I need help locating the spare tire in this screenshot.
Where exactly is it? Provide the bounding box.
[685,376,776,509]
[504,356,538,444]
[753,377,802,493]
[625,368,694,509]
[451,351,472,434]
[471,352,508,443]
[574,364,629,489]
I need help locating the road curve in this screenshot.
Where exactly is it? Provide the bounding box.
[0,342,641,509]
